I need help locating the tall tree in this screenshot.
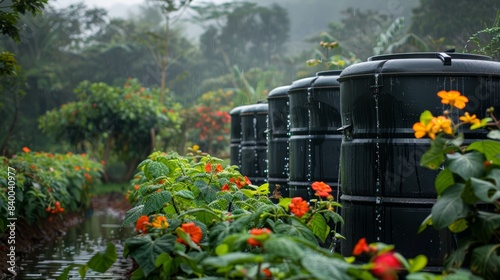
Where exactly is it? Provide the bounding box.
[410,0,500,51]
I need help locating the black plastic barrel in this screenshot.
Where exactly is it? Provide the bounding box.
[267,85,290,198]
[338,52,500,269]
[229,105,251,167]
[288,70,342,200]
[240,103,269,186]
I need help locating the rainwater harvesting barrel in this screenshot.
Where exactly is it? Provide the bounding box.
[288,70,342,200]
[338,52,500,269]
[229,105,251,167]
[240,103,269,186]
[267,85,291,197]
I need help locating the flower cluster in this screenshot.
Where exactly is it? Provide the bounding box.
[45,201,64,214]
[195,106,230,141]
[353,238,402,280]
[412,90,488,139]
[247,228,272,247]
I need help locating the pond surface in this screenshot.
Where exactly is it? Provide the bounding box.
[18,209,134,279]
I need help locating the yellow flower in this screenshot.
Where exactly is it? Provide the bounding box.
[437,90,468,109]
[412,122,428,138]
[151,216,169,229]
[428,116,453,139]
[459,112,480,125]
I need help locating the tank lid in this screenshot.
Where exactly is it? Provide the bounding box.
[368,52,491,61]
[288,76,317,92]
[316,70,343,76]
[229,104,253,115]
[240,103,269,115]
[267,85,290,99]
[339,52,500,81]
[313,70,342,87]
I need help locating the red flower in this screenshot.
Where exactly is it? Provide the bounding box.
[215,164,223,173]
[371,252,402,280]
[247,228,272,247]
[289,197,309,218]
[221,184,230,191]
[205,163,212,173]
[22,147,30,153]
[311,181,332,197]
[136,215,149,233]
[177,222,203,245]
[262,268,271,277]
[353,238,370,256]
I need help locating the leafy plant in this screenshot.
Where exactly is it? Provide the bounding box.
[0,148,103,232]
[467,10,500,60]
[414,90,500,280]
[67,148,434,280]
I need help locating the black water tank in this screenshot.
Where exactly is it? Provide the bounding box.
[288,70,342,200]
[338,52,500,270]
[240,103,269,186]
[267,85,291,197]
[229,105,251,167]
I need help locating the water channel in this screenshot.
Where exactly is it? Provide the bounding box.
[17,210,134,279]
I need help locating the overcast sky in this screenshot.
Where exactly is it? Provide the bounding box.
[50,0,228,9]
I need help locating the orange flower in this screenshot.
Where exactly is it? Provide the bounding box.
[151,215,169,229]
[247,228,272,247]
[22,147,30,153]
[437,90,468,109]
[412,122,428,139]
[311,181,332,197]
[262,268,271,277]
[215,164,223,173]
[289,197,309,218]
[205,163,212,173]
[429,116,453,139]
[221,184,230,191]
[134,184,140,190]
[459,112,480,125]
[177,222,203,245]
[74,166,80,171]
[353,237,370,256]
[371,252,402,280]
[136,215,149,233]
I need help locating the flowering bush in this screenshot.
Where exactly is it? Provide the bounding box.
[413,90,500,280]
[66,149,440,280]
[0,148,103,232]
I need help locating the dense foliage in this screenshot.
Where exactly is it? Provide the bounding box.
[0,148,103,232]
[414,91,500,280]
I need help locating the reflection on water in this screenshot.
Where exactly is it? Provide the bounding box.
[18,210,134,279]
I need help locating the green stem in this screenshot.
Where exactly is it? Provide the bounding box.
[171,196,180,215]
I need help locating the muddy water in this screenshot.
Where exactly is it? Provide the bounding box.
[18,210,134,279]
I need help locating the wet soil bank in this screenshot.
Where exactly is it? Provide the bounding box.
[0,192,132,278]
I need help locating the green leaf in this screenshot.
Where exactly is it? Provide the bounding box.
[487,130,500,140]
[470,177,500,203]
[467,140,500,165]
[278,197,292,210]
[302,252,351,280]
[471,211,500,243]
[444,236,478,271]
[418,214,432,234]
[145,161,169,180]
[202,252,264,268]
[435,169,454,195]
[420,110,434,125]
[447,218,468,233]
[470,244,500,280]
[408,255,428,273]
[307,213,330,243]
[420,137,447,169]
[431,184,470,229]
[215,244,229,256]
[256,183,269,195]
[142,191,172,215]
[274,218,318,245]
[78,265,89,279]
[56,264,80,280]
[125,234,177,276]
[175,190,195,200]
[446,151,485,180]
[179,207,221,225]
[471,117,492,130]
[87,242,117,273]
[263,236,304,261]
[122,205,145,227]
